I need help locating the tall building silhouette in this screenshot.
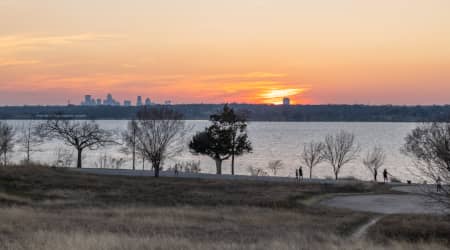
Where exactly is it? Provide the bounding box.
[103,93,120,106]
[136,96,143,106]
[83,95,93,105]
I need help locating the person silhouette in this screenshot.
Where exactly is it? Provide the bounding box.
[383,169,388,183]
[174,163,179,176]
[295,169,299,181]
[437,177,442,192]
[299,166,303,180]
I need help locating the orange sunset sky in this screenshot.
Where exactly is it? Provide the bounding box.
[1,0,450,105]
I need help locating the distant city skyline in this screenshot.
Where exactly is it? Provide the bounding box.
[0,93,295,107]
[81,93,155,106]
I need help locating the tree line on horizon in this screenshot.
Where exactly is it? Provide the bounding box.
[1,104,450,122]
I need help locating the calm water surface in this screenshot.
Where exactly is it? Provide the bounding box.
[7,121,420,182]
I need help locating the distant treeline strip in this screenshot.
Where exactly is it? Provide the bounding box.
[0,104,450,122]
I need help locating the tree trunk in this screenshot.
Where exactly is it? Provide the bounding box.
[76,149,83,169]
[132,143,136,171]
[215,158,222,175]
[231,134,236,175]
[26,141,30,163]
[309,167,313,179]
[334,171,339,180]
[231,153,235,175]
[154,162,160,178]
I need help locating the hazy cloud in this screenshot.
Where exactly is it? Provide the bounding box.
[0,33,120,51]
[200,72,287,82]
[0,59,40,67]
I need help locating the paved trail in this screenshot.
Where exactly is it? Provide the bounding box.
[320,194,448,214]
[321,184,449,239]
[73,168,354,184]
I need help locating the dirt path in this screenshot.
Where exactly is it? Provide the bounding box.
[351,216,384,239]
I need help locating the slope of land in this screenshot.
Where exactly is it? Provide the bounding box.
[0,165,448,250]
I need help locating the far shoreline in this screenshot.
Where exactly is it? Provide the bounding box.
[1,104,449,122]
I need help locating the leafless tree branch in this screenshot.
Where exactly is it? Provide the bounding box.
[322,131,360,180]
[38,119,115,168]
[300,141,325,179]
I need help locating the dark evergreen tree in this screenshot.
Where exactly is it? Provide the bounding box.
[190,105,252,175]
[189,124,231,175]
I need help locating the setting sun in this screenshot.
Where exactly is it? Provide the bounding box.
[260,88,306,105]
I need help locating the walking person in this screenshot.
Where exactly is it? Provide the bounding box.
[437,177,442,193]
[383,169,388,183]
[174,163,179,176]
[299,166,303,180]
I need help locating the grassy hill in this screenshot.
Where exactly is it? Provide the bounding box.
[0,165,448,250]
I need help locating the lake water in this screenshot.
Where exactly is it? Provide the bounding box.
[6,121,421,182]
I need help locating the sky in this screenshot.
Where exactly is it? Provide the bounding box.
[1,0,450,105]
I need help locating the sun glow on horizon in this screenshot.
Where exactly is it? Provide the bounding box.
[260,88,306,105]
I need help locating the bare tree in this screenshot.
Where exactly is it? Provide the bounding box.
[53,147,74,168]
[140,152,146,170]
[95,151,126,169]
[134,107,186,178]
[247,165,268,176]
[267,160,284,176]
[322,131,360,180]
[0,122,15,166]
[38,119,114,168]
[402,122,450,208]
[301,141,325,179]
[17,122,44,163]
[121,119,138,170]
[172,160,202,174]
[363,146,386,182]
[94,151,109,169]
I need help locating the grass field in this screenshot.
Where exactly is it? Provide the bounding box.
[0,165,448,250]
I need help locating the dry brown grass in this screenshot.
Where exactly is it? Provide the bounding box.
[0,165,384,208]
[0,206,366,243]
[4,231,449,250]
[0,206,447,250]
[369,214,450,243]
[0,165,448,250]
